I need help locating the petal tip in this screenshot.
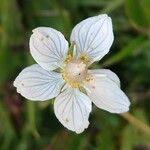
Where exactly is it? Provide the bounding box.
[97,14,108,18]
[32,27,44,33]
[32,27,38,33]
[120,107,130,114]
[115,103,131,114]
[13,76,19,88]
[13,79,17,87]
[97,14,113,21]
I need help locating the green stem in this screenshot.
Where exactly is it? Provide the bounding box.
[120,112,150,134]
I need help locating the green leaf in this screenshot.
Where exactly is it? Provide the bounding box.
[121,109,150,150]
[101,0,124,14]
[125,0,150,33]
[102,36,146,67]
[0,0,23,45]
[0,46,13,85]
[0,102,17,150]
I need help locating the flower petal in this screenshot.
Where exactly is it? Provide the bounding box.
[70,14,114,63]
[88,69,120,87]
[30,27,69,71]
[54,88,92,134]
[84,71,130,113]
[14,64,65,101]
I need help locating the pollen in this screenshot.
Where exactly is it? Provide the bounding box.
[85,75,93,82]
[62,58,88,88]
[64,54,72,64]
[79,54,90,63]
[61,70,81,88]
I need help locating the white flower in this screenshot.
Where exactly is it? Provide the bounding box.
[14,14,130,134]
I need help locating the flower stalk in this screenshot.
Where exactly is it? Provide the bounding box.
[120,112,150,134]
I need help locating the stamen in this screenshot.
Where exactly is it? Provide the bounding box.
[86,75,93,82]
[64,54,72,64]
[61,58,88,88]
[80,55,90,63]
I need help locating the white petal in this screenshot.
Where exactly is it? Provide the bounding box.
[70,14,114,63]
[84,71,130,113]
[54,88,92,134]
[88,69,120,87]
[30,27,69,71]
[14,64,65,101]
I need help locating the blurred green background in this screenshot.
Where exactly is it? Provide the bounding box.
[0,0,150,150]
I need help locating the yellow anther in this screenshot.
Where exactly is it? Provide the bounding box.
[64,54,72,64]
[79,55,90,63]
[62,55,89,88]
[86,75,93,82]
[61,70,81,88]
[61,70,68,81]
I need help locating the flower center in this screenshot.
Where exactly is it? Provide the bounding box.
[62,59,88,87]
